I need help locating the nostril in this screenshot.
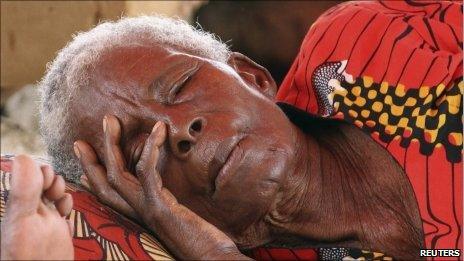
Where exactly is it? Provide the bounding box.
[189,119,202,134]
[178,140,191,153]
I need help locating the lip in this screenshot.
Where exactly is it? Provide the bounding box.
[208,135,246,191]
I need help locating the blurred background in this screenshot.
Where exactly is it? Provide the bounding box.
[1,1,340,156]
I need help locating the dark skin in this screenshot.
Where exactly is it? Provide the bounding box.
[72,44,423,260]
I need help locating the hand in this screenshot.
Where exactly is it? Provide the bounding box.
[74,115,250,260]
[1,155,74,260]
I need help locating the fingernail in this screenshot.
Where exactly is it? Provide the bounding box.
[80,174,88,182]
[103,116,108,133]
[80,175,90,189]
[73,142,80,159]
[152,121,161,133]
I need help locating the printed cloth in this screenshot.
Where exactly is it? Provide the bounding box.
[1,155,391,260]
[276,0,463,255]
[0,155,173,260]
[2,1,462,259]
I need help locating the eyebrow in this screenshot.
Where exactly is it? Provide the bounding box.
[149,59,202,104]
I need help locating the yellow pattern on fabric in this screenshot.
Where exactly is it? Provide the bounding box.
[436,83,445,96]
[349,110,358,118]
[447,95,461,114]
[395,84,406,97]
[448,133,463,146]
[379,113,389,125]
[354,97,366,107]
[384,95,393,105]
[372,102,383,112]
[363,76,374,87]
[398,118,409,128]
[330,77,462,152]
[380,82,389,94]
[424,95,433,105]
[352,86,362,96]
[361,110,370,118]
[415,115,426,129]
[391,104,404,116]
[368,90,377,99]
[405,97,417,106]
[385,125,397,135]
[419,86,429,98]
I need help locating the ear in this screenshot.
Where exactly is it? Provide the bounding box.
[227,52,277,99]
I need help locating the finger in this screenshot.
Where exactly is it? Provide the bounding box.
[74,140,139,219]
[40,165,55,191]
[79,174,91,191]
[44,175,66,202]
[103,115,142,203]
[103,115,128,176]
[136,121,167,197]
[9,155,43,212]
[83,173,138,220]
[55,193,73,217]
[104,115,140,184]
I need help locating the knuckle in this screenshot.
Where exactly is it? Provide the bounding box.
[107,173,118,185]
[41,164,53,173]
[143,207,159,225]
[13,154,33,166]
[144,191,156,203]
[85,163,97,174]
[96,190,108,200]
[14,154,29,161]
[135,161,146,176]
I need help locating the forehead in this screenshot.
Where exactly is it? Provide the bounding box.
[95,45,179,87]
[92,44,239,95]
[93,44,235,89]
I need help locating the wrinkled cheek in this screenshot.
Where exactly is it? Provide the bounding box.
[159,161,191,200]
[213,148,287,227]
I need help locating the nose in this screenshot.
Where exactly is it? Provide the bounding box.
[168,117,205,159]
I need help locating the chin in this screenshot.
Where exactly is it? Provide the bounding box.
[227,220,275,250]
[212,151,288,245]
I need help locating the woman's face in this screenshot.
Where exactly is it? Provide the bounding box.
[71,45,299,246]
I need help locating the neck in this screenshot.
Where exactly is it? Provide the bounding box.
[266,122,341,240]
[266,120,423,259]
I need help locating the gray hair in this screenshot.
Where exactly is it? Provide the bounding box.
[39,15,231,183]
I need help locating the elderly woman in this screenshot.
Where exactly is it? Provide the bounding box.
[2,1,461,260]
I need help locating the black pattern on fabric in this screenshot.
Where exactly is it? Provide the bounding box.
[318,247,350,260]
[318,247,393,260]
[311,62,463,163]
[312,62,346,116]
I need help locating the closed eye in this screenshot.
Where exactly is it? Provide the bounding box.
[150,59,202,104]
[169,72,192,103]
[168,63,201,104]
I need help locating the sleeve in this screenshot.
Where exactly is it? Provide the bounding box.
[276,0,463,252]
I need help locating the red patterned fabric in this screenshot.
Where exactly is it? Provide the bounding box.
[276,0,462,256]
[4,156,391,260]
[2,2,462,260]
[252,248,318,260]
[0,156,173,260]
